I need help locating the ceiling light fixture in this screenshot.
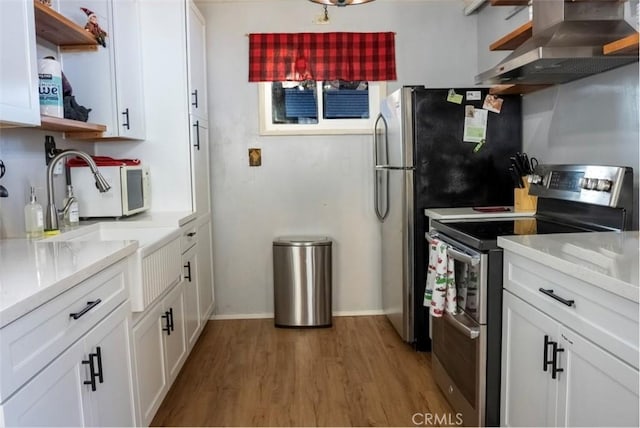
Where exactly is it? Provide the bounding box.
[309,0,375,6]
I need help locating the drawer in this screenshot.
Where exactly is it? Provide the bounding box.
[0,259,128,403]
[504,251,639,368]
[180,225,198,254]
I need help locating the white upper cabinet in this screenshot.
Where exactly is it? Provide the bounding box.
[0,0,40,127]
[60,0,145,139]
[187,0,208,125]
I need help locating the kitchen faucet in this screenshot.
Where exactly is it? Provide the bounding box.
[45,150,110,233]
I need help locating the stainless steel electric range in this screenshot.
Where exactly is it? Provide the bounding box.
[427,164,634,427]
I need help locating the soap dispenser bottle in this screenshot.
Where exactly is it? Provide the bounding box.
[24,186,44,238]
[63,185,79,227]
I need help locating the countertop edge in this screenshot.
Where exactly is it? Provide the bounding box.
[498,235,639,303]
[0,242,137,329]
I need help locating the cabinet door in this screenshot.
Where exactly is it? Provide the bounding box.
[191,118,211,216]
[163,281,187,384]
[183,244,201,350]
[0,0,40,126]
[557,328,639,427]
[1,340,89,427]
[132,304,167,427]
[197,219,214,324]
[85,304,136,428]
[501,291,559,427]
[187,0,208,122]
[60,0,145,139]
[111,0,145,139]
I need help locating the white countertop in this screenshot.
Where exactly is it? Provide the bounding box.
[425,206,536,220]
[498,231,639,303]
[0,239,137,328]
[0,211,196,328]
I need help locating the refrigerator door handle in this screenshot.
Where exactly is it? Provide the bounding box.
[374,114,390,222]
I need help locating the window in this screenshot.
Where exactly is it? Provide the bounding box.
[259,81,385,135]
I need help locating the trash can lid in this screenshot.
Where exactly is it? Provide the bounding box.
[273,236,332,246]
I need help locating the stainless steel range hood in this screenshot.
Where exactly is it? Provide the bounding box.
[475,0,638,85]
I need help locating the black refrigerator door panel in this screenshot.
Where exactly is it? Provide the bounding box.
[413,88,521,208]
[412,88,522,351]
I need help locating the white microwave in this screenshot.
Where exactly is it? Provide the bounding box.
[71,165,150,218]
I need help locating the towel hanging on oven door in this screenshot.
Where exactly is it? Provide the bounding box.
[424,237,458,317]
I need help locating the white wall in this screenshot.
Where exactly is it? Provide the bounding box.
[198,0,479,317]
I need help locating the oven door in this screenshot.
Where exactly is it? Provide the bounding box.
[428,232,488,426]
[432,312,486,427]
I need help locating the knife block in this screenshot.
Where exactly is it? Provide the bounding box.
[514,178,537,213]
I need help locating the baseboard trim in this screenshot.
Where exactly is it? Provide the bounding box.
[210,309,385,321]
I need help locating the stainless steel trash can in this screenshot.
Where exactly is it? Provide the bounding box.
[273,236,332,328]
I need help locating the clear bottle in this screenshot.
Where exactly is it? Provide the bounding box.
[63,185,80,227]
[24,186,44,238]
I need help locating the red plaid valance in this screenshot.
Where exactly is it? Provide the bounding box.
[248,32,396,82]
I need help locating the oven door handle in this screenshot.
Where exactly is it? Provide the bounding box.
[444,312,480,340]
[446,247,480,266]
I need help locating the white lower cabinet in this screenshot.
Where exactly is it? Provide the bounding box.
[183,242,201,350]
[196,218,214,324]
[502,278,639,427]
[1,303,135,427]
[132,280,186,427]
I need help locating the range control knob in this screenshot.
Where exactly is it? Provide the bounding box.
[596,179,613,192]
[581,178,597,190]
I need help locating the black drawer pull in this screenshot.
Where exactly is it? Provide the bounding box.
[168,307,175,332]
[95,346,104,384]
[193,120,200,150]
[70,299,102,320]
[192,89,199,108]
[543,335,554,372]
[162,311,171,336]
[122,108,130,130]
[538,288,575,307]
[551,342,564,379]
[82,356,97,391]
[184,261,192,282]
[187,232,196,237]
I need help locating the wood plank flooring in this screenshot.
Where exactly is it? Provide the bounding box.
[151,316,453,427]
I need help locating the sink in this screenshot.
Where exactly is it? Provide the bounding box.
[43,222,183,311]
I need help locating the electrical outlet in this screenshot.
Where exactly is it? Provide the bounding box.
[249,148,261,166]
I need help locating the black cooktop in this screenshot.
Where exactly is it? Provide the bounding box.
[432,217,594,251]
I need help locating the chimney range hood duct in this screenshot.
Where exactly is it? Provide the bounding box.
[475,0,638,86]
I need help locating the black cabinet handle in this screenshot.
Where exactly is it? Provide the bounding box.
[543,335,554,372]
[551,342,565,379]
[193,120,200,151]
[70,299,102,320]
[184,261,192,282]
[162,311,171,336]
[82,355,97,391]
[192,89,199,108]
[168,307,175,332]
[187,232,196,237]
[539,288,575,307]
[122,108,130,130]
[95,346,104,384]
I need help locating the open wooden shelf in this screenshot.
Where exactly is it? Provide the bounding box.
[489,84,551,95]
[39,115,106,139]
[490,21,532,51]
[34,1,97,52]
[603,33,640,56]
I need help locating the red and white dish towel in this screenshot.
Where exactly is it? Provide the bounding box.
[424,238,457,317]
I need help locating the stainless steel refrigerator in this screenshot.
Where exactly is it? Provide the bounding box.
[373,87,522,351]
